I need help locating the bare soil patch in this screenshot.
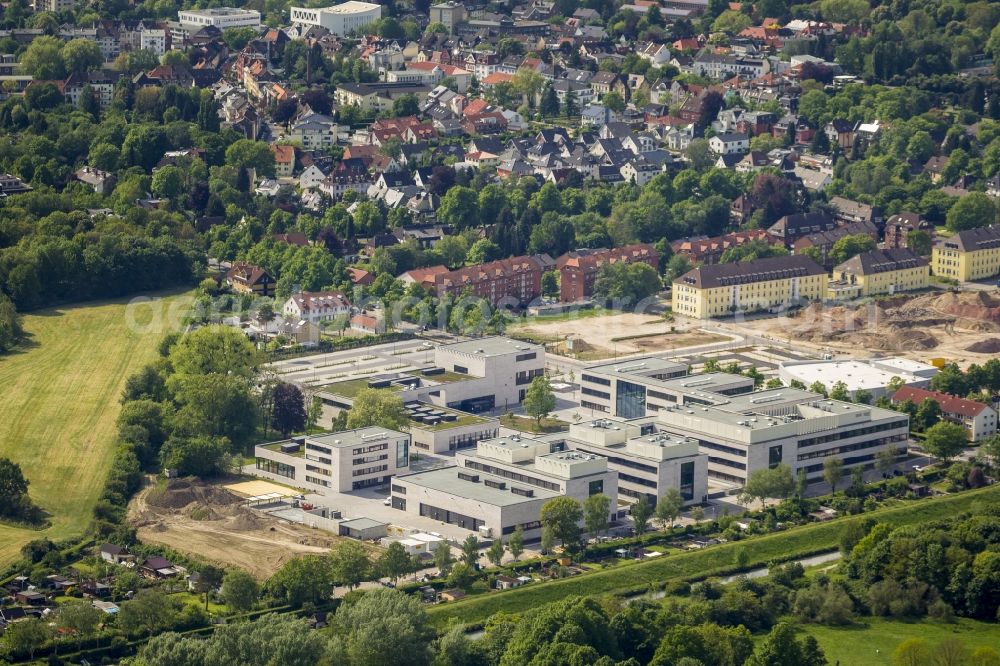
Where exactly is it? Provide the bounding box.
[129,477,355,578]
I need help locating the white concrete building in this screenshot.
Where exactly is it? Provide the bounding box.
[254,427,410,493]
[579,357,753,419]
[709,132,750,155]
[778,357,938,400]
[177,7,262,30]
[893,386,997,442]
[390,434,618,539]
[289,1,382,36]
[654,388,909,485]
[282,291,351,325]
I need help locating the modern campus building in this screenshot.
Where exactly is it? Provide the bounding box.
[390,434,619,539]
[827,248,929,300]
[429,1,466,32]
[671,255,827,319]
[892,386,997,442]
[653,388,909,484]
[289,1,382,36]
[177,7,262,29]
[317,336,546,416]
[778,357,938,400]
[579,357,754,418]
[931,226,1000,282]
[254,427,411,493]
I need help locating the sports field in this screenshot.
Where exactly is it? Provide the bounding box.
[0,291,192,566]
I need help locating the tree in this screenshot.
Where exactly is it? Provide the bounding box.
[221,568,259,613]
[745,621,827,666]
[946,192,997,232]
[118,589,177,638]
[601,91,625,113]
[224,139,276,178]
[523,375,556,426]
[433,541,455,575]
[713,9,752,33]
[460,534,480,567]
[982,434,1000,471]
[632,496,654,534]
[809,381,828,397]
[466,238,501,264]
[19,35,66,79]
[540,526,555,554]
[62,38,102,74]
[915,397,941,431]
[438,186,479,229]
[58,600,102,650]
[378,541,413,583]
[271,382,307,437]
[893,638,932,666]
[347,388,409,431]
[4,617,50,661]
[0,293,24,353]
[655,488,684,528]
[168,325,258,378]
[159,435,229,477]
[593,262,661,305]
[331,541,371,590]
[829,233,877,265]
[923,421,967,463]
[508,526,525,561]
[876,447,897,478]
[823,457,844,494]
[828,381,850,402]
[486,538,505,567]
[540,84,559,117]
[540,497,583,548]
[446,562,477,591]
[334,589,434,666]
[0,456,31,519]
[740,464,795,509]
[392,93,420,117]
[583,493,612,536]
[266,555,335,607]
[906,230,932,256]
[685,139,714,171]
[194,565,224,610]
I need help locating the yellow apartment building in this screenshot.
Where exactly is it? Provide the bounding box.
[827,248,929,300]
[932,226,1000,282]
[672,255,827,319]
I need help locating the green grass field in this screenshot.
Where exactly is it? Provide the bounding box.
[428,485,1000,626]
[805,617,1000,665]
[0,291,192,567]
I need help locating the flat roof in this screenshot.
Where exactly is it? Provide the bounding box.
[395,466,559,506]
[871,357,936,373]
[180,7,259,16]
[309,427,407,449]
[780,360,925,392]
[340,517,388,530]
[585,356,688,376]
[438,336,542,358]
[316,1,381,13]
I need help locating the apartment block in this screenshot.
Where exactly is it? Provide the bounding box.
[932,226,1000,282]
[254,427,410,493]
[671,255,827,319]
[827,248,929,300]
[432,255,544,307]
[557,244,659,302]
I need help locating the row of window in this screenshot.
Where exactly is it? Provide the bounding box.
[352,464,388,477]
[582,387,610,399]
[797,437,903,462]
[256,458,295,479]
[306,464,331,477]
[305,475,331,488]
[463,460,561,492]
[352,443,389,455]
[582,374,611,387]
[798,420,908,447]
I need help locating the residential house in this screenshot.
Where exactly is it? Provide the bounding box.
[99,543,135,565]
[272,144,296,177]
[830,196,882,228]
[824,119,854,150]
[892,386,996,441]
[73,167,115,194]
[225,262,275,297]
[350,313,385,334]
[884,212,930,250]
[140,556,180,578]
[671,229,781,265]
[283,291,351,325]
[791,220,879,267]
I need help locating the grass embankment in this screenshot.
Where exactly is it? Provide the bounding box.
[428,484,1000,627]
[805,617,1000,665]
[0,291,192,566]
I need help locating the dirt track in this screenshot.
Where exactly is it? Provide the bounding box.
[128,478,350,578]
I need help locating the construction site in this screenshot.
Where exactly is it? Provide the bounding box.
[127,477,378,578]
[742,291,1000,366]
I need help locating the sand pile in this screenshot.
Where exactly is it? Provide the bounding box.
[925,291,1000,326]
[967,338,1000,353]
[147,478,240,510]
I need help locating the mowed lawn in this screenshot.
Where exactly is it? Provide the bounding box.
[0,291,192,566]
[804,617,1000,665]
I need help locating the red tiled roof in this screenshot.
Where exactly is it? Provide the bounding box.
[891,386,990,418]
